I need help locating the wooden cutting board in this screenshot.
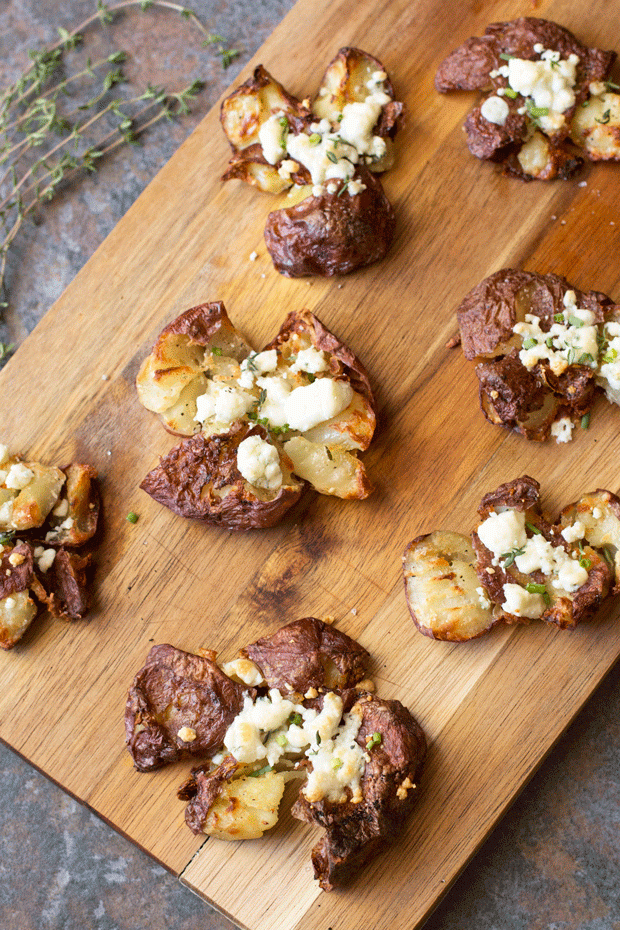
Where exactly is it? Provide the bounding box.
[1,0,620,927]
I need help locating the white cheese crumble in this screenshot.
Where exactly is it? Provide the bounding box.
[37,548,56,573]
[597,321,620,405]
[502,582,546,618]
[513,533,587,591]
[52,498,69,518]
[513,295,599,376]
[249,251,258,262]
[561,520,585,543]
[4,463,34,490]
[550,417,574,444]
[476,586,492,610]
[289,347,328,375]
[194,382,255,426]
[223,689,366,804]
[505,49,579,134]
[257,375,353,432]
[0,500,14,525]
[480,95,510,126]
[258,113,287,165]
[236,435,282,491]
[477,509,527,556]
[4,596,16,610]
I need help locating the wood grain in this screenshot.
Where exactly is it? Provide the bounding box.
[1,0,620,926]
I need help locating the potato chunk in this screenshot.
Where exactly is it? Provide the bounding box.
[403,531,496,641]
[571,93,620,160]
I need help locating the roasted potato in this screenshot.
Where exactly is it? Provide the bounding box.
[456,269,619,442]
[240,616,370,695]
[125,644,254,772]
[0,451,65,532]
[403,475,618,641]
[435,17,617,179]
[292,695,426,891]
[220,49,402,276]
[559,490,620,592]
[0,544,40,649]
[138,304,376,528]
[264,167,395,278]
[403,531,496,641]
[126,620,426,890]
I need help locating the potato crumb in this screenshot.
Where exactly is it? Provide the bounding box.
[249,251,258,261]
[304,687,319,699]
[177,727,197,742]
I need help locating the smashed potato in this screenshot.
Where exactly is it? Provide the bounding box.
[436,17,618,179]
[126,617,426,890]
[137,302,376,530]
[404,475,619,641]
[456,269,620,442]
[0,445,100,648]
[221,48,403,276]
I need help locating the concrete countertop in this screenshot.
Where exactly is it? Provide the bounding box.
[0,2,619,929]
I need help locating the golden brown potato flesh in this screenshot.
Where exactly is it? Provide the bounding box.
[571,93,620,160]
[202,770,287,840]
[220,65,310,153]
[403,531,496,641]
[560,490,620,592]
[0,456,65,532]
[0,589,38,650]
[283,437,372,499]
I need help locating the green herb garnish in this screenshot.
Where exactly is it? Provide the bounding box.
[366,732,382,750]
[499,52,514,61]
[526,102,549,118]
[568,315,584,328]
[306,372,316,382]
[275,734,288,747]
[578,353,594,366]
[603,348,618,364]
[279,116,289,147]
[331,757,343,770]
[595,109,611,125]
[126,511,139,524]
[522,338,537,350]
[581,413,590,429]
[605,80,620,91]
[602,547,615,570]
[579,557,591,569]
[249,765,273,778]
[211,346,222,356]
[308,133,321,145]
[501,545,526,569]
[503,87,518,99]
[526,522,541,535]
[554,313,565,323]
[326,151,338,164]
[288,712,303,727]
[325,447,333,461]
[567,348,575,365]
[316,732,321,745]
[525,583,547,594]
[0,531,16,546]
[546,337,554,349]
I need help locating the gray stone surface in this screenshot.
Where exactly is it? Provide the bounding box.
[0,2,619,929]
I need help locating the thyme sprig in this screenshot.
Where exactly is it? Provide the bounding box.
[0,1,239,313]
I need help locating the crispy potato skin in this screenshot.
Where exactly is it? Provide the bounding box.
[140,424,303,531]
[264,168,395,277]
[292,695,426,891]
[240,617,370,694]
[457,268,616,441]
[435,17,616,178]
[125,644,253,772]
[560,490,620,594]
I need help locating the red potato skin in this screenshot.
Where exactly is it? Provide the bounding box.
[140,425,303,531]
[264,168,395,278]
[125,644,254,772]
[240,616,370,694]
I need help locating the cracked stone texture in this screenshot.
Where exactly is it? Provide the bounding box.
[1,2,620,930]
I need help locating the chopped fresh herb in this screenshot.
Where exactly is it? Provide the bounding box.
[288,712,303,727]
[605,80,620,91]
[337,181,349,197]
[568,315,584,328]
[499,52,514,61]
[522,338,537,350]
[546,337,554,348]
[579,557,591,569]
[503,87,518,99]
[316,732,321,745]
[595,109,611,125]
[554,313,565,323]
[0,531,16,546]
[325,447,333,461]
[578,353,594,366]
[525,583,547,595]
[306,372,316,382]
[326,151,338,164]
[126,511,139,524]
[501,545,526,568]
[602,547,615,569]
[331,757,343,770]
[526,102,549,118]
[581,413,590,429]
[308,133,321,145]
[211,346,222,356]
[258,388,267,406]
[567,348,575,365]
[275,734,288,747]
[249,765,273,778]
[526,522,541,535]
[279,116,289,147]
[603,348,618,364]
[336,112,343,121]
[366,732,382,750]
